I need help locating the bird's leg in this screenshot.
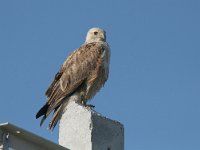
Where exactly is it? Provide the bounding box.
[81,98,87,106]
[80,92,95,108]
[80,91,86,105]
[81,99,95,108]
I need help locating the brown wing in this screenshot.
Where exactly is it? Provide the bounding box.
[37,42,105,119]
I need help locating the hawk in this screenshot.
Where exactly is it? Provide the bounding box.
[36,28,110,130]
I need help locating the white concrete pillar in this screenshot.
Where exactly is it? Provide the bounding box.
[59,101,124,150]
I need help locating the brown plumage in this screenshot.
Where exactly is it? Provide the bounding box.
[36,28,110,130]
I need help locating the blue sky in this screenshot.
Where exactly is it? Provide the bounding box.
[0,0,200,150]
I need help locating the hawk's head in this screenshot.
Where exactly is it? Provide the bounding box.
[85,27,106,43]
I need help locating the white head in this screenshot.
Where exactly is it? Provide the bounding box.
[85,27,106,43]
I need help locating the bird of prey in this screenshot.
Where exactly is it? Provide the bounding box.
[36,27,110,130]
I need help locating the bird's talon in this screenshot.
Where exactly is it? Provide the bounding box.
[86,104,95,108]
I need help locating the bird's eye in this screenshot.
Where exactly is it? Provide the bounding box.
[94,31,98,35]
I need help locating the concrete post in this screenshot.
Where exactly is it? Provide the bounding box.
[59,101,124,150]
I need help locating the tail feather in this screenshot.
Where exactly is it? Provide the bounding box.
[36,96,71,130]
[36,103,49,119]
[40,116,47,127]
[48,99,69,130]
[48,105,63,130]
